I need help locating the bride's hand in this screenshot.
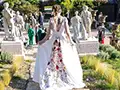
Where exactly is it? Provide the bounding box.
[70,40,75,46]
[38,39,46,45]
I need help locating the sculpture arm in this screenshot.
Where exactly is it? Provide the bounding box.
[64,17,74,44]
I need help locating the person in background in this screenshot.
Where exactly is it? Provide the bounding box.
[35,24,46,44]
[38,12,44,29]
[28,24,35,47]
[97,23,105,44]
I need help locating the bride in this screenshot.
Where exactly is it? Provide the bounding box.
[33,4,85,90]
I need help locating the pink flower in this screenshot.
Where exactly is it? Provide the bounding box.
[58,53,62,57]
[60,59,62,62]
[57,47,60,51]
[56,65,59,70]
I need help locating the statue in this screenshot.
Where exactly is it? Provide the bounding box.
[81,5,92,38]
[2,2,17,40]
[14,11,25,41]
[91,10,98,29]
[29,14,36,28]
[71,11,82,42]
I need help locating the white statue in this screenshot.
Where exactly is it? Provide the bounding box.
[81,5,92,38]
[29,14,36,28]
[2,2,16,40]
[71,11,82,42]
[14,11,25,41]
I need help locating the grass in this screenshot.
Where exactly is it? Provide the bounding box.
[0,55,24,89]
[82,64,116,90]
[5,61,30,90]
[81,56,120,89]
[0,81,5,90]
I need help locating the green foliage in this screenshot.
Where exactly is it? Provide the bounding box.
[5,0,20,8]
[110,50,120,59]
[0,81,5,90]
[14,3,39,15]
[61,0,74,10]
[2,70,11,86]
[0,52,13,64]
[4,0,39,15]
[98,51,110,60]
[81,56,120,89]
[115,24,120,38]
[26,0,39,4]
[99,44,120,60]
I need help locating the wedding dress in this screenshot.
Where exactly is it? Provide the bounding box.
[33,17,85,90]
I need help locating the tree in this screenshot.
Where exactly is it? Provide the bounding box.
[5,0,20,8]
[26,0,39,4]
[4,0,39,15]
[61,0,74,10]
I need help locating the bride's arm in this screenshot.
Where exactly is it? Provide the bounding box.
[38,20,51,45]
[64,18,74,44]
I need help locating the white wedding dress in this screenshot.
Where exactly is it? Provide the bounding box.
[33,17,85,90]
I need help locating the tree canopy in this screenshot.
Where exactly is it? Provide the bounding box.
[4,0,39,15]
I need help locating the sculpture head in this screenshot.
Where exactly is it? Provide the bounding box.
[16,11,20,15]
[3,2,9,9]
[75,11,79,16]
[83,6,88,11]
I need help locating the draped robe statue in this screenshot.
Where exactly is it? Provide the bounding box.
[14,11,25,41]
[71,11,82,42]
[2,2,17,40]
[81,6,92,38]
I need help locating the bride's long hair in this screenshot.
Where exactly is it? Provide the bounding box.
[52,4,61,17]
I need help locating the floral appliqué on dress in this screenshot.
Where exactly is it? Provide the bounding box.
[41,39,73,89]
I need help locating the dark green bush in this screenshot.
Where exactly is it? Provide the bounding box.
[0,52,13,64]
[99,44,120,60]
[98,51,110,60]
[110,50,120,59]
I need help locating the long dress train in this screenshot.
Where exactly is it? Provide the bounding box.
[33,17,85,90]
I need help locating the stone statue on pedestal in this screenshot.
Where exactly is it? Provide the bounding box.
[14,11,25,41]
[29,14,36,28]
[81,5,92,38]
[2,2,16,41]
[71,11,82,42]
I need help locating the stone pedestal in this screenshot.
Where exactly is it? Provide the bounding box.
[76,38,99,55]
[1,40,25,56]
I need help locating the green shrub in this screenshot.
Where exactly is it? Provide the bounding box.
[110,50,120,59]
[98,51,110,60]
[99,44,115,52]
[99,44,120,60]
[0,52,13,64]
